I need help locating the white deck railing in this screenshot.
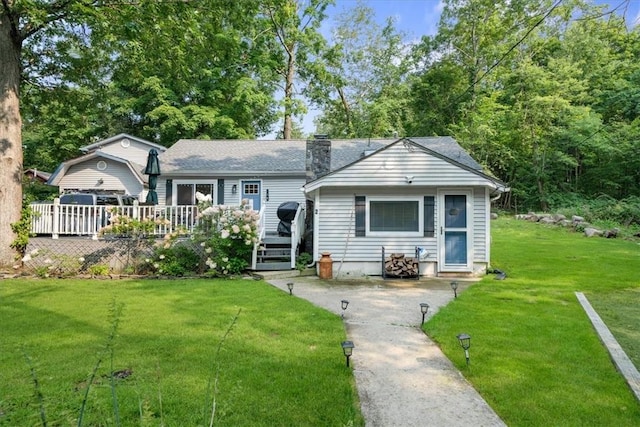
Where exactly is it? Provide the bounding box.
[30,200,199,239]
[290,204,306,269]
[251,205,267,270]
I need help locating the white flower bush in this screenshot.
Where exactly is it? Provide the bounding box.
[194,194,259,275]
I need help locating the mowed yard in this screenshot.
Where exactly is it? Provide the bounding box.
[0,278,363,426]
[425,217,640,426]
[1,217,639,426]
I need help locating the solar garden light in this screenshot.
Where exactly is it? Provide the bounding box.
[341,299,349,319]
[341,341,354,367]
[457,333,471,366]
[450,281,459,298]
[287,282,294,295]
[419,303,429,325]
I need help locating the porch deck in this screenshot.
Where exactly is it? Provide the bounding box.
[29,201,305,271]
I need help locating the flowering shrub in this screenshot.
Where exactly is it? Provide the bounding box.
[99,209,169,237]
[143,230,202,276]
[194,192,259,275]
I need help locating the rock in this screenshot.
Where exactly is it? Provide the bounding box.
[572,215,585,223]
[539,217,556,224]
[490,212,499,220]
[584,227,603,237]
[604,228,620,238]
[552,213,567,222]
[558,219,573,227]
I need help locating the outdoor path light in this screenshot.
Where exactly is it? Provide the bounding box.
[341,341,354,367]
[457,333,471,366]
[341,299,349,319]
[450,281,459,298]
[287,282,293,295]
[420,303,429,325]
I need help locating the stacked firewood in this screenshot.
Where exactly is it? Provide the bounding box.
[384,253,419,277]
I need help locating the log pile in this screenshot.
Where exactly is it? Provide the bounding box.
[384,253,419,277]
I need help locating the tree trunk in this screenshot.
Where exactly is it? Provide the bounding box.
[282,44,295,140]
[0,13,23,266]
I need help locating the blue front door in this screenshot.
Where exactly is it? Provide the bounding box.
[241,180,261,211]
[439,192,471,271]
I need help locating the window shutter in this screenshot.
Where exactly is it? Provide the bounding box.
[217,179,224,204]
[355,196,366,237]
[165,179,173,205]
[424,196,435,237]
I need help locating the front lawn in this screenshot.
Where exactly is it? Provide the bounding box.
[424,218,640,426]
[0,279,363,426]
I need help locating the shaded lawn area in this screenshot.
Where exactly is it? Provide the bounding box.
[424,218,640,426]
[0,278,363,426]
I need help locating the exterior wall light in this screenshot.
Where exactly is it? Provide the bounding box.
[231,184,237,194]
[341,340,354,367]
[287,282,293,295]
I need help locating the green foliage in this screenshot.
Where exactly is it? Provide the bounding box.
[296,252,313,271]
[151,243,202,277]
[550,194,640,226]
[10,206,34,258]
[98,210,163,238]
[88,264,110,276]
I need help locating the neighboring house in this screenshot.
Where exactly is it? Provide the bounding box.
[157,135,508,276]
[24,168,51,183]
[47,133,167,200]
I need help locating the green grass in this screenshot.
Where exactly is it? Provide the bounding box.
[588,289,640,371]
[0,279,363,426]
[424,218,640,426]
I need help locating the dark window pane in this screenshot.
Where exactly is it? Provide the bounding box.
[177,184,193,205]
[370,201,419,232]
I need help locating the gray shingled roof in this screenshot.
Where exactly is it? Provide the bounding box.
[159,137,482,175]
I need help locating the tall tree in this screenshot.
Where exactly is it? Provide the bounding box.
[262,0,331,139]
[309,0,410,138]
[1,1,110,265]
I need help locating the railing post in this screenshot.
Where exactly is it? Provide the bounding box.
[133,200,139,219]
[52,198,60,239]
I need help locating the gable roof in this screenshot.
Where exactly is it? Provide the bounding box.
[303,137,507,193]
[47,151,147,186]
[160,136,483,176]
[80,133,166,153]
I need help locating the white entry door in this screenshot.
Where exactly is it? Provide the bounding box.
[438,190,472,272]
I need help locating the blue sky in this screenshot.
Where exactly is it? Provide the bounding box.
[280,0,640,138]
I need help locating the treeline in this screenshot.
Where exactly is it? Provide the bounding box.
[17,0,640,212]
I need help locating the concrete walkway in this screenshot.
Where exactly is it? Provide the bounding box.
[267,277,506,427]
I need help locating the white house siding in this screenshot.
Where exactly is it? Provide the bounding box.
[316,187,439,278]
[59,160,143,198]
[156,176,306,234]
[308,144,493,191]
[472,187,488,263]
[97,137,158,165]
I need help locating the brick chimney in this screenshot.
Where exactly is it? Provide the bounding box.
[306,134,331,182]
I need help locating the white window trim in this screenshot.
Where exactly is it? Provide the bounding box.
[366,196,424,237]
[173,179,217,205]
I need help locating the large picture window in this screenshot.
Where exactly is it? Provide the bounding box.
[356,195,435,237]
